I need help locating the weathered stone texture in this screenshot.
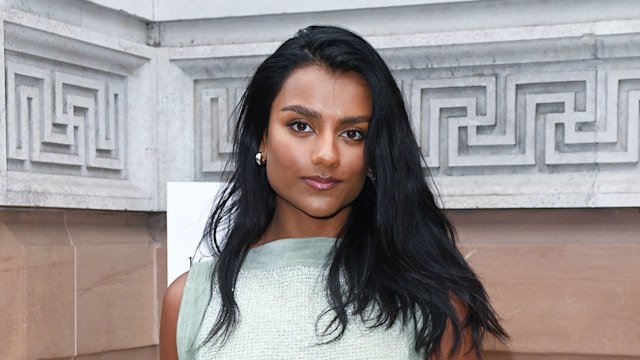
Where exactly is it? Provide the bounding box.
[450,208,640,358]
[0,209,165,360]
[0,8,157,211]
[2,2,640,211]
[73,345,159,359]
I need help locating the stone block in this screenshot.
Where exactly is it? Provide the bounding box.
[449,208,640,246]
[0,220,26,359]
[485,351,640,360]
[475,243,640,356]
[24,245,75,359]
[75,242,156,354]
[0,210,75,360]
[65,211,154,245]
[0,210,71,246]
[74,345,158,360]
[0,209,162,358]
[153,214,168,343]
[450,209,640,357]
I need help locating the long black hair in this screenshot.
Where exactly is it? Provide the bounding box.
[200,25,508,358]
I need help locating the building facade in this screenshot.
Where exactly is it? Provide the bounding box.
[0,0,639,358]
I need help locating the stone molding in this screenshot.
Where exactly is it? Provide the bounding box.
[2,5,640,210]
[87,0,485,22]
[0,9,158,210]
[163,19,640,209]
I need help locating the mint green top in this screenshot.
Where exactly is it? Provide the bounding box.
[176,237,424,359]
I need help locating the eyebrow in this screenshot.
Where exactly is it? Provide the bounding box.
[280,104,370,125]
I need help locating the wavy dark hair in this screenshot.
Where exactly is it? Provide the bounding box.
[200,25,508,358]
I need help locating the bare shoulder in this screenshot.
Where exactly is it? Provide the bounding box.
[432,296,478,360]
[160,271,189,360]
[164,272,189,311]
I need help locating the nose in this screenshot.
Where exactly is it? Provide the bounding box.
[311,133,339,168]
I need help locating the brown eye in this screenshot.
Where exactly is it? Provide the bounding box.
[289,121,313,133]
[342,129,364,140]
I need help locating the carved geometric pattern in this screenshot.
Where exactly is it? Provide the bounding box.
[595,70,640,164]
[200,87,242,172]
[411,76,501,167]
[514,71,596,166]
[411,70,640,170]
[6,61,125,174]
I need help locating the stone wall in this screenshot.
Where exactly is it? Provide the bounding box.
[0,209,166,359]
[0,0,638,358]
[2,0,639,210]
[450,208,640,359]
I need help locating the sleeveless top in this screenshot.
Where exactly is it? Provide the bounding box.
[176,237,425,359]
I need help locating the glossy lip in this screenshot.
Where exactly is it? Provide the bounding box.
[302,176,340,191]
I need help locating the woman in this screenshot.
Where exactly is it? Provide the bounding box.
[161,25,508,359]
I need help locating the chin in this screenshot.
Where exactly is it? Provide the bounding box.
[302,204,347,220]
[303,209,341,220]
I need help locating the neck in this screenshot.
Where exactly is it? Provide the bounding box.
[255,201,350,248]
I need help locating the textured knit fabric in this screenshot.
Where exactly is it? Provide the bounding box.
[176,237,424,359]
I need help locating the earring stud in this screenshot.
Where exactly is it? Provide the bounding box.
[255,152,266,166]
[367,167,376,181]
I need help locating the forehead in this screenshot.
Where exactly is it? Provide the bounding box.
[271,65,372,117]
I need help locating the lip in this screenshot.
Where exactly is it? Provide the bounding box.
[302,176,340,191]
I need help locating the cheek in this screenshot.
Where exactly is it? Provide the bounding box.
[265,137,305,185]
[341,148,368,197]
[345,148,368,176]
[273,138,307,165]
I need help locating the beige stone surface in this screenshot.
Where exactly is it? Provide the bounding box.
[485,351,640,360]
[48,345,158,360]
[0,209,165,360]
[476,244,640,355]
[0,220,26,359]
[74,345,158,359]
[65,211,156,245]
[2,206,637,359]
[24,245,75,359]
[448,208,640,245]
[152,214,168,344]
[0,210,76,359]
[75,242,156,353]
[449,208,640,357]
[69,211,158,354]
[0,210,72,246]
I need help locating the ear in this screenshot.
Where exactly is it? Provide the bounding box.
[259,129,268,155]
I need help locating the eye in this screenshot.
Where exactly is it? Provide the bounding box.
[288,121,314,133]
[341,129,365,140]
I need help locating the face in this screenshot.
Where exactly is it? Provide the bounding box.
[260,65,372,221]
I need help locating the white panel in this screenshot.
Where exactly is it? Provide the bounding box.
[167,182,222,285]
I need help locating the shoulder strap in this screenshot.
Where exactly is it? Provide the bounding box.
[176,260,214,359]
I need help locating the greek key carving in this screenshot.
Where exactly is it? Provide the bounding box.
[6,61,125,174]
[199,87,243,172]
[411,70,639,170]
